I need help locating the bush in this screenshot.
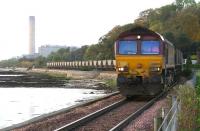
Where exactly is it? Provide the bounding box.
[181,68,192,78]
[195,72,200,128]
[177,85,199,130]
[104,78,117,90]
[182,56,193,79]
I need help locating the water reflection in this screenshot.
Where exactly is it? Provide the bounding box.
[0,74,24,77]
[0,88,105,129]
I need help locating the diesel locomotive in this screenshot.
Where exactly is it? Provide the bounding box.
[115,26,183,97]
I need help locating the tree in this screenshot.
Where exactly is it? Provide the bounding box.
[72,45,88,61]
[175,33,192,58]
[176,0,196,10]
[197,47,200,64]
[0,58,19,67]
[163,32,176,43]
[34,56,47,67]
[84,44,99,60]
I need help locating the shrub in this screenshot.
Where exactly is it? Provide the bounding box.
[195,72,200,128]
[104,78,117,90]
[181,69,192,78]
[177,85,199,130]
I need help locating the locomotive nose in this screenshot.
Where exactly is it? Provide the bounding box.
[137,63,142,68]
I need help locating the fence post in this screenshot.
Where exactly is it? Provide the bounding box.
[161,107,167,131]
[171,96,177,131]
[154,117,162,131]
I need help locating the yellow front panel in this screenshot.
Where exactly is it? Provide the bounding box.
[116,55,163,77]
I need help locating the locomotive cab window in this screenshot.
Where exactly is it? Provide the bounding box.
[141,41,160,54]
[118,40,137,55]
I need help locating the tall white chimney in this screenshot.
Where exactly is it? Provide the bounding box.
[29,16,35,54]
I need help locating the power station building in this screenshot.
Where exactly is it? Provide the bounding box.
[24,16,74,59]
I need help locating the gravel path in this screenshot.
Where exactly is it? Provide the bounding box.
[12,94,124,131]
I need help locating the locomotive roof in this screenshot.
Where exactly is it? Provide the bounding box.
[117,26,174,46]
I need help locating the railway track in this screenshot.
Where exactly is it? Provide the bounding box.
[55,91,166,131]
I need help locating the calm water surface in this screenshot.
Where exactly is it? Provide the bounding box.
[0,88,105,129]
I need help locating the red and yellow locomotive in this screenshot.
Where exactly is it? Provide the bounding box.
[115,26,183,97]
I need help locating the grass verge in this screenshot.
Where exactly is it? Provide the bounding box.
[176,85,199,130]
[176,71,200,130]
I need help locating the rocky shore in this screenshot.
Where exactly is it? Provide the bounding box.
[0,68,118,91]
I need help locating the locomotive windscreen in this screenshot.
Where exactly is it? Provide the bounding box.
[141,41,160,54]
[118,40,137,55]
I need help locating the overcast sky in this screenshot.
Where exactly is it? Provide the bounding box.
[0,0,178,60]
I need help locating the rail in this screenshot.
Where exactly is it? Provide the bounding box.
[110,91,166,131]
[54,99,126,131]
[55,91,166,131]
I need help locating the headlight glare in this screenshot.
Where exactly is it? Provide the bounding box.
[150,67,161,72]
[118,67,124,71]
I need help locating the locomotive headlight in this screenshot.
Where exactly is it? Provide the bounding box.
[137,35,141,39]
[118,66,129,72]
[150,63,161,72]
[150,67,161,72]
[118,67,124,71]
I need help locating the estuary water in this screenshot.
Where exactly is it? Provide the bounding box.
[0,69,106,129]
[0,88,105,129]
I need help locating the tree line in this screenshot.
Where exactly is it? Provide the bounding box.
[46,0,200,61]
[1,0,200,68]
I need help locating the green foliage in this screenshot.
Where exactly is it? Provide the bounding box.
[46,46,88,61]
[177,85,199,130]
[0,58,19,67]
[163,32,176,42]
[104,78,117,90]
[87,2,200,60]
[84,44,98,60]
[191,55,197,60]
[33,56,47,68]
[182,56,192,78]
[176,33,192,57]
[18,60,33,68]
[176,0,196,10]
[182,68,192,78]
[137,2,200,58]
[186,56,192,68]
[47,48,71,61]
[195,72,200,128]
